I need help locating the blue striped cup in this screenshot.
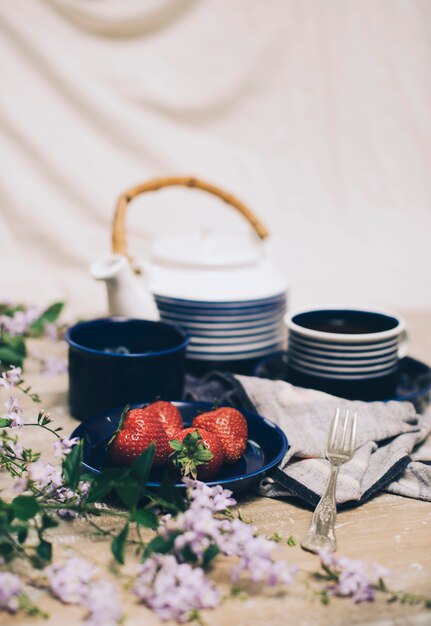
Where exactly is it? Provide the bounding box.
[284,307,408,399]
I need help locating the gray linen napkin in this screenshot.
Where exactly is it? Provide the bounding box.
[235,375,431,506]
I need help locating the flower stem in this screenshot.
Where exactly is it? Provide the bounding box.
[22,423,61,438]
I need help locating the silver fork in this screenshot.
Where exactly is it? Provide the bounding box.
[301,408,357,553]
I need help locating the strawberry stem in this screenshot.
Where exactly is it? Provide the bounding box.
[169,430,214,479]
[107,404,130,447]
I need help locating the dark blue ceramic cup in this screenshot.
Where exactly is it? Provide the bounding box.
[65,318,189,421]
[284,307,408,400]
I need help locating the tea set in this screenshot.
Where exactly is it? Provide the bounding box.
[90,176,287,375]
[65,176,430,490]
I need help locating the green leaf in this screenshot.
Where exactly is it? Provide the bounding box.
[86,467,130,503]
[80,472,95,482]
[111,523,129,564]
[9,524,29,544]
[17,526,28,544]
[168,439,183,452]
[114,481,141,509]
[2,334,26,356]
[30,302,64,336]
[0,418,11,428]
[157,472,186,512]
[131,508,158,529]
[12,496,40,520]
[0,346,24,368]
[142,534,176,559]
[41,301,64,323]
[195,449,214,462]
[203,544,219,568]
[41,513,59,530]
[0,304,24,316]
[131,444,155,484]
[62,440,83,490]
[0,541,14,559]
[36,539,52,562]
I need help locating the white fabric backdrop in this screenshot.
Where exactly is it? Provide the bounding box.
[1,0,430,317]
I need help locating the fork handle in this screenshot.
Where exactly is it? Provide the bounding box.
[301,465,339,553]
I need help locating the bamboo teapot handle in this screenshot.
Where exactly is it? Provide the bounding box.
[112,176,269,262]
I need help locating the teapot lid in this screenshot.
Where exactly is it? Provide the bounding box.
[152,229,262,269]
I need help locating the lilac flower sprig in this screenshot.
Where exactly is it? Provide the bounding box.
[45,556,122,626]
[314,551,431,608]
[0,349,429,623]
[0,572,47,617]
[133,480,297,621]
[0,301,64,370]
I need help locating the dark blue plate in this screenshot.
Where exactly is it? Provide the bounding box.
[254,353,431,412]
[71,402,288,495]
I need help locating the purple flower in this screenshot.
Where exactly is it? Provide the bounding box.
[40,356,68,377]
[335,558,374,602]
[7,437,23,458]
[44,322,60,342]
[53,437,79,459]
[133,554,221,622]
[0,366,22,389]
[84,580,121,626]
[4,395,23,428]
[0,572,21,612]
[28,461,63,490]
[372,563,391,580]
[227,530,297,586]
[0,307,41,337]
[161,479,296,589]
[54,480,90,518]
[13,477,28,494]
[183,479,236,512]
[217,517,255,556]
[318,551,389,603]
[168,507,223,559]
[45,557,96,604]
[45,556,122,624]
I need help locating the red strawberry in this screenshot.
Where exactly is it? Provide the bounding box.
[192,407,248,464]
[169,427,224,480]
[109,406,171,467]
[139,401,183,439]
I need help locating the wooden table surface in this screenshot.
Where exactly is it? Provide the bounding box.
[2,311,430,626]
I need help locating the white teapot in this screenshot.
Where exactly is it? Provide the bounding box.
[91,176,287,318]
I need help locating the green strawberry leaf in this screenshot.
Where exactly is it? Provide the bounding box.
[169,431,213,479]
[0,418,11,428]
[195,449,214,462]
[168,439,183,452]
